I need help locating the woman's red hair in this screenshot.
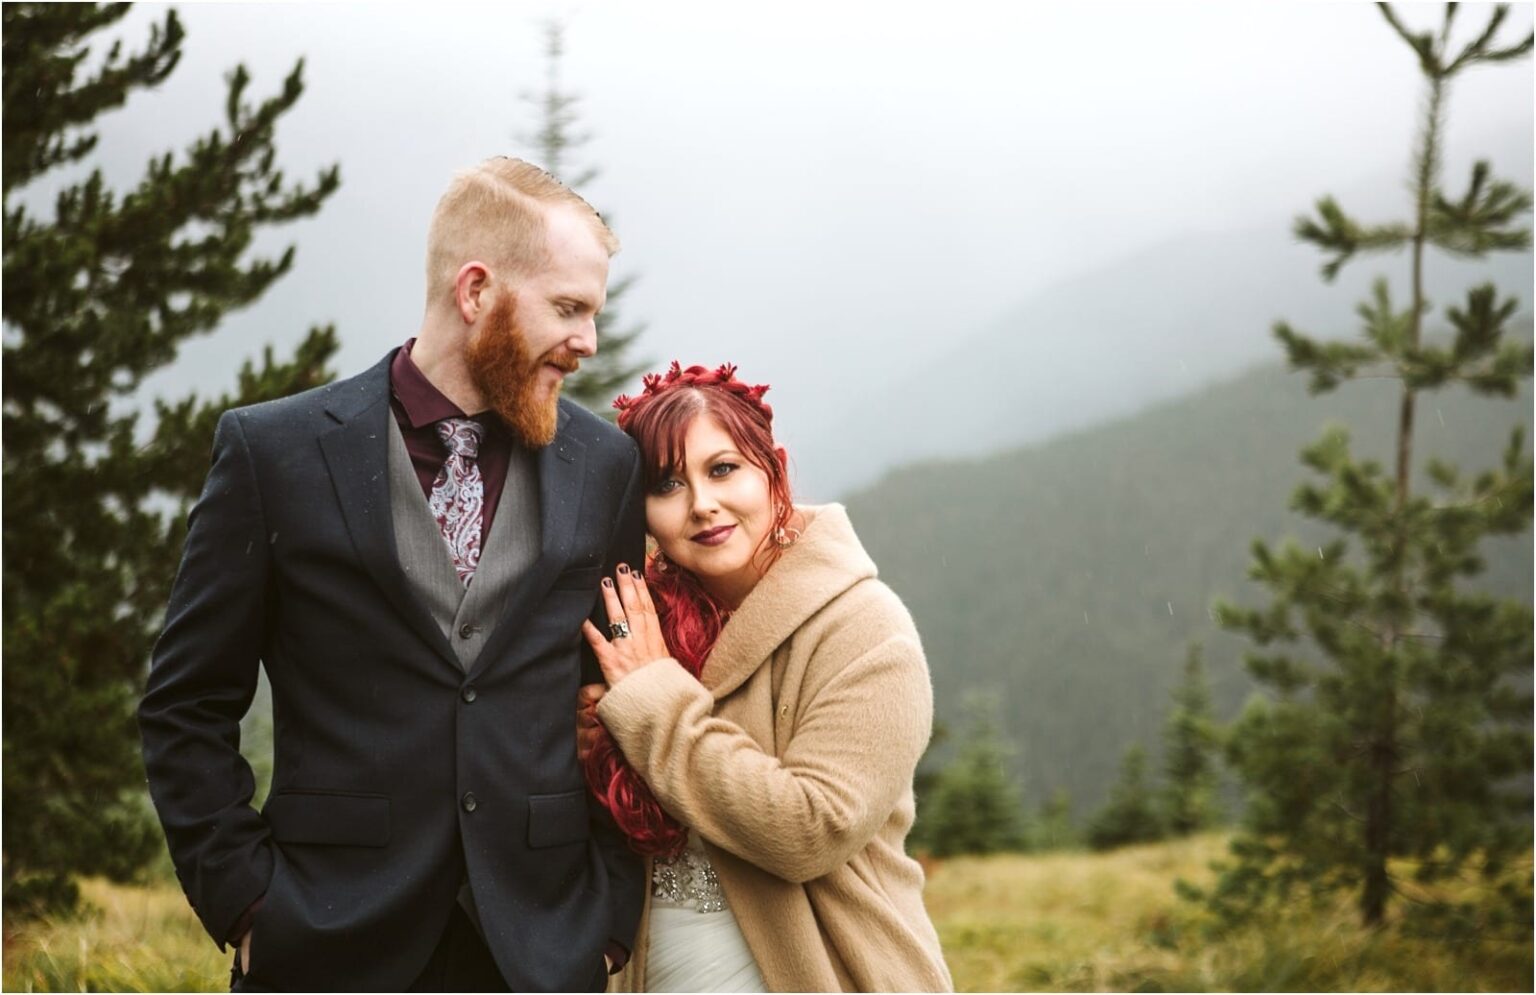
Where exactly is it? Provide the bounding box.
[583,364,793,857]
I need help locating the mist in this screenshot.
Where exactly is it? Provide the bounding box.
[34,0,1535,497]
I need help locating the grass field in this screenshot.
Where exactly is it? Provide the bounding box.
[4,834,1530,992]
[922,834,1532,992]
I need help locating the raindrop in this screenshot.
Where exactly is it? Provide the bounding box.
[1436,408,1444,427]
[1167,601,1174,616]
[1318,547,1325,559]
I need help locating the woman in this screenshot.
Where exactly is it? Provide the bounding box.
[576,362,952,993]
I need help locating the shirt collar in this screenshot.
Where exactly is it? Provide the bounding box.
[390,338,471,429]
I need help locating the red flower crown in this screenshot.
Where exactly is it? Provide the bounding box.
[612,361,773,430]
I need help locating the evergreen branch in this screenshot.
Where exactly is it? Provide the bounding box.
[1344,616,1385,641]
[1445,5,1534,71]
[1273,320,1383,393]
[1446,283,1519,363]
[1427,161,1533,256]
[1480,34,1535,63]
[1377,3,1440,74]
[1446,4,1510,73]
[2,5,183,193]
[1329,796,1369,825]
[1357,277,1417,355]
[1293,197,1412,282]
[1457,338,1533,397]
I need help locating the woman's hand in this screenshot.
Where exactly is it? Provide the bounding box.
[580,564,670,686]
[576,683,604,765]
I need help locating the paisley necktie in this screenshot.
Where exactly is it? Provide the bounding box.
[428,418,485,586]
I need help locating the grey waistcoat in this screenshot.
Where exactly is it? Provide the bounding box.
[386,414,540,671]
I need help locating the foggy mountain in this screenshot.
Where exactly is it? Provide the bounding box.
[796,222,1534,501]
[844,341,1533,818]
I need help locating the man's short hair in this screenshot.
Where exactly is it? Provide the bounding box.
[424,157,619,307]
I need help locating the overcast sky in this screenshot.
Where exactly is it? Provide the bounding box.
[41,1,1536,494]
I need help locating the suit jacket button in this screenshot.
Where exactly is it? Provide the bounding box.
[458,623,477,639]
[462,792,478,813]
[461,686,477,703]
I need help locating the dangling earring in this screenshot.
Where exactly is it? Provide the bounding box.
[771,504,800,549]
[651,549,673,573]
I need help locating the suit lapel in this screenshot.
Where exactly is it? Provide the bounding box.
[466,404,587,680]
[317,353,462,674]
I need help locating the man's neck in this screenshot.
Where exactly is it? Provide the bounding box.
[410,321,487,414]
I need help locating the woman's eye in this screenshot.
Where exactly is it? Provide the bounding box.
[709,462,738,478]
[651,478,681,496]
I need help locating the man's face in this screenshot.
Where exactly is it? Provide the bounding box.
[465,204,609,447]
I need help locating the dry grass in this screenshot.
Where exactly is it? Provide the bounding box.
[4,835,1530,992]
[922,833,1534,993]
[3,878,227,993]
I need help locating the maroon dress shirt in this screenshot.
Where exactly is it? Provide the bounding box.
[389,339,511,538]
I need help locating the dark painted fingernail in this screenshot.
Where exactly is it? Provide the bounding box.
[602,578,613,588]
[617,563,629,575]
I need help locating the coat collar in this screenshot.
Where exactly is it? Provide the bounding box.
[701,503,877,700]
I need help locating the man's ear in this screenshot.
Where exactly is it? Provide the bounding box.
[454,262,492,324]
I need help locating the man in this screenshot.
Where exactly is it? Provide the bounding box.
[139,158,644,991]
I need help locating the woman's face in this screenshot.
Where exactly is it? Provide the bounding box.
[646,414,775,609]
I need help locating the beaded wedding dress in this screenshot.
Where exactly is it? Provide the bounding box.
[644,831,766,992]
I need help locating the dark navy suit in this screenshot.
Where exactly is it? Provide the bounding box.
[139,352,645,991]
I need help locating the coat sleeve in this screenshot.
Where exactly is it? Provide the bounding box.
[595,632,933,884]
[583,443,648,951]
[138,409,275,948]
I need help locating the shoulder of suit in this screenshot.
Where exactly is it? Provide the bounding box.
[558,397,637,456]
[220,374,368,444]
[227,350,393,424]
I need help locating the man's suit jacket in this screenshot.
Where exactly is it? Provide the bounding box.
[138,351,646,991]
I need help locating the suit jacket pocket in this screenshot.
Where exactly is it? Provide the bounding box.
[527,790,591,848]
[265,791,391,847]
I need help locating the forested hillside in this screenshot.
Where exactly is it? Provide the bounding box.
[848,338,1533,815]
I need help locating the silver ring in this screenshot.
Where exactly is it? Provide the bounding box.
[608,620,631,639]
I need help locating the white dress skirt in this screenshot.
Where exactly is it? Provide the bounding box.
[644,831,767,993]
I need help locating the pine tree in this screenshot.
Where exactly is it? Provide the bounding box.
[1086,743,1166,851]
[1029,786,1078,852]
[911,695,1028,857]
[518,20,648,413]
[1159,644,1221,835]
[910,717,951,807]
[2,3,341,916]
[1201,3,1533,933]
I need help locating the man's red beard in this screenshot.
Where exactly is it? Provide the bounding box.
[465,291,579,448]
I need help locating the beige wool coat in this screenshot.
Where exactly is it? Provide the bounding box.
[598,504,953,993]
